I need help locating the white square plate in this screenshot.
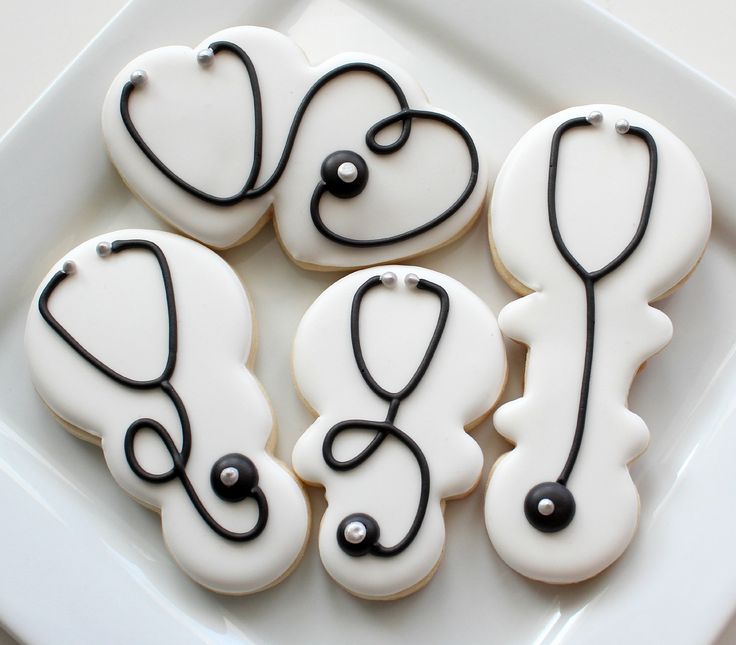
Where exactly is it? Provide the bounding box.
[1,1,735,643]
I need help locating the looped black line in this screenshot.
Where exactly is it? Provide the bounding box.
[323,274,448,557]
[120,40,478,247]
[39,238,268,541]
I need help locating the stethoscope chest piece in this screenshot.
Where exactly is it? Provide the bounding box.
[337,513,381,557]
[321,150,369,199]
[524,481,576,532]
[211,453,260,503]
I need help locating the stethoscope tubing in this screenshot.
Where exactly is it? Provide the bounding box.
[547,116,657,486]
[121,43,411,205]
[39,239,267,541]
[120,40,478,247]
[521,114,658,534]
[323,273,448,557]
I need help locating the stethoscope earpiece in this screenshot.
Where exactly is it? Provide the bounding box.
[197,48,215,67]
[586,110,603,125]
[523,481,576,533]
[211,453,260,503]
[129,69,148,88]
[614,119,630,134]
[321,150,369,199]
[337,513,380,557]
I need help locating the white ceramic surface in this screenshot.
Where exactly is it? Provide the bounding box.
[1,0,736,643]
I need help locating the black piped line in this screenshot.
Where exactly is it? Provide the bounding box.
[322,274,448,557]
[547,117,658,486]
[39,238,267,541]
[120,41,478,247]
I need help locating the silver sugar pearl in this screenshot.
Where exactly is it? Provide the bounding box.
[219,466,239,487]
[404,273,420,288]
[615,119,630,134]
[344,520,367,545]
[337,161,358,184]
[197,48,215,67]
[586,111,603,125]
[96,241,112,258]
[380,271,398,287]
[537,498,555,516]
[130,69,148,87]
[61,260,76,275]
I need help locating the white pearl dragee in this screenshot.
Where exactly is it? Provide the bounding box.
[337,161,359,184]
[219,466,240,487]
[380,271,398,287]
[615,119,630,134]
[404,273,420,288]
[197,48,215,67]
[96,241,112,257]
[343,521,367,545]
[537,498,555,516]
[129,69,148,87]
[586,110,603,125]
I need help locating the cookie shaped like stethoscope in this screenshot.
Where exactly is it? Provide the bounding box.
[486,105,711,583]
[25,230,309,594]
[292,266,506,599]
[101,26,487,269]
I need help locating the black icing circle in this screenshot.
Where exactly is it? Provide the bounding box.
[524,481,576,533]
[211,453,260,503]
[320,150,369,199]
[336,513,380,557]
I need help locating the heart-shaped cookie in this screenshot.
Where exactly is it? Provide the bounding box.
[102,26,488,269]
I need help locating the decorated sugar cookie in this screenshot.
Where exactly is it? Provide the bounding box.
[292,266,506,599]
[102,26,487,269]
[486,105,711,583]
[25,230,309,594]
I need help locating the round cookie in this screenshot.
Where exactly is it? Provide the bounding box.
[101,26,488,269]
[292,266,507,599]
[486,105,711,583]
[25,229,310,594]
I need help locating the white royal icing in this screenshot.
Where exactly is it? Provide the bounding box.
[25,230,309,594]
[292,266,507,598]
[486,105,711,583]
[101,26,487,268]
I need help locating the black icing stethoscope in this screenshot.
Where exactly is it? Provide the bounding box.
[39,238,268,541]
[523,111,657,533]
[323,271,448,557]
[121,41,478,247]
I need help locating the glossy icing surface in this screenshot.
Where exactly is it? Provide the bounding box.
[292,266,506,598]
[25,229,309,594]
[102,26,487,268]
[486,105,711,583]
